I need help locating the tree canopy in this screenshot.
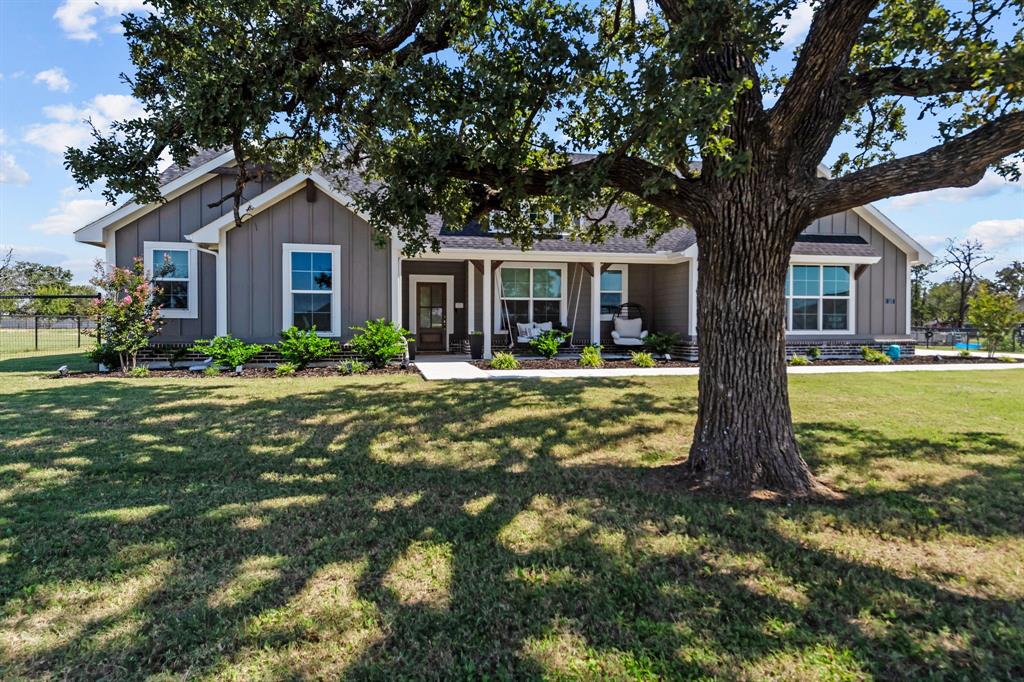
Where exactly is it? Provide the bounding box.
[67,0,1024,254]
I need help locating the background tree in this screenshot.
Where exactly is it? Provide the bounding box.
[993,260,1024,301]
[922,280,964,325]
[910,262,938,326]
[67,0,1024,496]
[968,282,1024,356]
[942,238,994,327]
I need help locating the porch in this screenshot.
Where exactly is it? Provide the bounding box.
[398,256,695,359]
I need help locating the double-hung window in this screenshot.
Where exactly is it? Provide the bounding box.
[143,242,198,318]
[785,264,853,333]
[497,264,565,330]
[599,265,628,320]
[282,244,341,336]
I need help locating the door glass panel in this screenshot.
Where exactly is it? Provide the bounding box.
[419,286,431,305]
[431,307,444,326]
[419,308,432,328]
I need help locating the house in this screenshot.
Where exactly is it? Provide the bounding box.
[74,149,934,359]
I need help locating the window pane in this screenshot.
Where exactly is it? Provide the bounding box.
[533,268,561,298]
[311,312,332,331]
[291,251,311,272]
[154,280,188,309]
[822,299,848,330]
[293,293,331,331]
[785,268,791,296]
[291,270,313,291]
[600,292,622,315]
[600,270,622,292]
[501,268,530,298]
[533,300,561,324]
[312,270,332,290]
[311,252,332,273]
[154,249,188,278]
[792,266,820,297]
[291,251,332,291]
[791,298,818,330]
[823,266,850,296]
[502,300,529,329]
[294,312,313,329]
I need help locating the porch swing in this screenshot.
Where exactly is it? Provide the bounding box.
[497,265,585,349]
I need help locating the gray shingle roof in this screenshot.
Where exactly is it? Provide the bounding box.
[157,147,231,185]
[792,234,878,258]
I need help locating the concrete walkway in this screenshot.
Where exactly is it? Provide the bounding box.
[917,348,1024,359]
[415,359,1024,381]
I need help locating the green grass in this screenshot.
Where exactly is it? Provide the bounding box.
[1,362,1022,679]
[0,328,90,356]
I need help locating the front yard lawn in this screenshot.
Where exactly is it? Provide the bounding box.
[1,362,1022,679]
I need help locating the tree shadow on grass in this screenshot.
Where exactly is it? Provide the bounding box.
[0,376,1021,679]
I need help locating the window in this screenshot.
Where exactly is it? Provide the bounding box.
[785,264,852,333]
[496,264,565,331]
[143,242,197,318]
[599,265,628,320]
[282,244,341,336]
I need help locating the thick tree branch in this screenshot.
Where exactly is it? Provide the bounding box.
[809,111,1024,216]
[769,0,877,142]
[846,60,1024,110]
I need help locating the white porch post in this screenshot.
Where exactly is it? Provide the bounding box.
[467,260,476,333]
[688,256,698,338]
[216,229,227,336]
[390,237,403,328]
[590,260,601,345]
[482,258,493,358]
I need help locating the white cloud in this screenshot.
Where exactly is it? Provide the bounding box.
[889,170,1021,208]
[0,151,31,185]
[966,218,1024,252]
[0,244,98,284]
[24,94,146,154]
[776,2,814,46]
[33,67,72,93]
[54,0,149,41]
[0,129,7,145]
[29,188,111,236]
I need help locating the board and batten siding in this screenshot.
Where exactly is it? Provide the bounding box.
[114,173,277,343]
[225,186,391,343]
[802,209,908,337]
[650,261,690,337]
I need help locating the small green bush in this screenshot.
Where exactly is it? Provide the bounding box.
[128,365,150,377]
[578,344,604,368]
[861,346,893,364]
[274,361,299,376]
[644,332,679,356]
[168,346,191,368]
[958,349,973,358]
[276,326,338,368]
[529,329,568,359]
[190,335,265,369]
[202,366,221,377]
[789,355,811,366]
[349,318,411,368]
[490,352,520,369]
[87,344,121,369]
[337,359,370,375]
[807,346,822,360]
[997,355,1017,363]
[630,351,656,368]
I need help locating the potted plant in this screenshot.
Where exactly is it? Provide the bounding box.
[469,331,484,359]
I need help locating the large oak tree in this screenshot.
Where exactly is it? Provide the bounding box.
[68,0,1024,496]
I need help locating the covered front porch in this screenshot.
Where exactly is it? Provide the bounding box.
[396,252,695,359]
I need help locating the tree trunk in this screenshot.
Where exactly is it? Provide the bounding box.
[682,195,823,496]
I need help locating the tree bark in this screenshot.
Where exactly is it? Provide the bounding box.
[682,189,824,496]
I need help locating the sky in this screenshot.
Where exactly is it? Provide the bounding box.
[0,0,1021,286]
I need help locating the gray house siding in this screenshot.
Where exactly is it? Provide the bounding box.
[225,186,391,343]
[802,209,908,338]
[114,173,276,343]
[650,261,689,336]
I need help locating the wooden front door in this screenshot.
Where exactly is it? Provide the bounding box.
[416,282,447,351]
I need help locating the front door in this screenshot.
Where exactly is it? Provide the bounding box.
[416,282,447,351]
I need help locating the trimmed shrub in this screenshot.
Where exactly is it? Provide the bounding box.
[644,332,679,357]
[128,366,151,377]
[202,366,221,377]
[578,344,604,368]
[337,359,370,375]
[276,326,338,368]
[529,329,567,359]
[190,335,265,369]
[958,349,973,358]
[490,352,520,369]
[630,351,656,368]
[789,355,811,366]
[349,319,411,368]
[807,346,822,360]
[861,346,893,364]
[274,361,299,376]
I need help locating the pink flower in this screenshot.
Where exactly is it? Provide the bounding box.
[121,295,133,306]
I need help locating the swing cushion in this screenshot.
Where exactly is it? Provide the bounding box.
[613,317,644,339]
[516,322,534,340]
[535,321,553,334]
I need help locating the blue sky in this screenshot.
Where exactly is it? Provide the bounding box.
[1,0,1021,285]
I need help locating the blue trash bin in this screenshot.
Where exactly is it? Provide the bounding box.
[886,344,901,361]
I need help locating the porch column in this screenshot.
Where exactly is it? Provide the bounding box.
[390,235,403,327]
[688,257,698,338]
[482,258,493,358]
[590,260,601,345]
[467,260,475,333]
[216,229,227,336]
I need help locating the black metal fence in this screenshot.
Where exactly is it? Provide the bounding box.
[912,325,1024,351]
[0,294,98,357]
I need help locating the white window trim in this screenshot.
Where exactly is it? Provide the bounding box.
[598,264,628,321]
[143,241,198,319]
[493,262,568,333]
[408,274,455,351]
[785,263,856,335]
[281,243,342,337]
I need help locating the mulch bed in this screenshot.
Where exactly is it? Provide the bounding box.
[58,365,415,379]
[474,355,1020,370]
